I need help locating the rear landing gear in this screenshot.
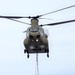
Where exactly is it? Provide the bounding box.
[27,54,29,58]
[24,49,30,58]
[47,53,49,58]
[45,49,49,58]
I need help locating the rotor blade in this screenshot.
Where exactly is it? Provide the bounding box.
[9,18,31,25]
[39,5,75,17]
[40,19,75,26]
[1,17,30,25]
[23,30,27,33]
[39,17,52,20]
[0,15,31,19]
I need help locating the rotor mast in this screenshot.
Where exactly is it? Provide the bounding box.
[31,18,39,28]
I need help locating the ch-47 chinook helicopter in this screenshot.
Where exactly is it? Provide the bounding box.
[0,5,75,58]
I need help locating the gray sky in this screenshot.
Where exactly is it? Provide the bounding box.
[0,0,75,75]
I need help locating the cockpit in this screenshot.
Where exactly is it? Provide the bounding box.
[26,27,48,38]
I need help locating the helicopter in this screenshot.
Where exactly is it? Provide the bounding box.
[23,18,49,58]
[0,5,75,58]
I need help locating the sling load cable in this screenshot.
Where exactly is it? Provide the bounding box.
[35,53,39,75]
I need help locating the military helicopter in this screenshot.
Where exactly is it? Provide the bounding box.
[0,5,75,58]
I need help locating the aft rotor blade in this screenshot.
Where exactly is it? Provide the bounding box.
[0,16,31,19]
[39,5,75,17]
[39,17,52,20]
[0,15,31,25]
[40,19,75,26]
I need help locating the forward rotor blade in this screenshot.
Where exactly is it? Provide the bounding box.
[40,19,75,26]
[39,5,75,17]
[9,18,31,25]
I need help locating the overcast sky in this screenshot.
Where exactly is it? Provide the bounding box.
[0,0,75,75]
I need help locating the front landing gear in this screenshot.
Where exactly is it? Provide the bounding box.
[24,49,27,53]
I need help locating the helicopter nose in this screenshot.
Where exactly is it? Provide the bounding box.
[29,35,33,39]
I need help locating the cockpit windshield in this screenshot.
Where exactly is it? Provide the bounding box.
[29,27,39,32]
[26,27,49,37]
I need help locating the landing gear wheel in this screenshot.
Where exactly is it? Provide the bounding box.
[47,53,49,58]
[24,49,27,53]
[27,54,29,58]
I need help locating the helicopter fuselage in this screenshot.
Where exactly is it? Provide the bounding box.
[24,27,49,53]
[23,19,49,57]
